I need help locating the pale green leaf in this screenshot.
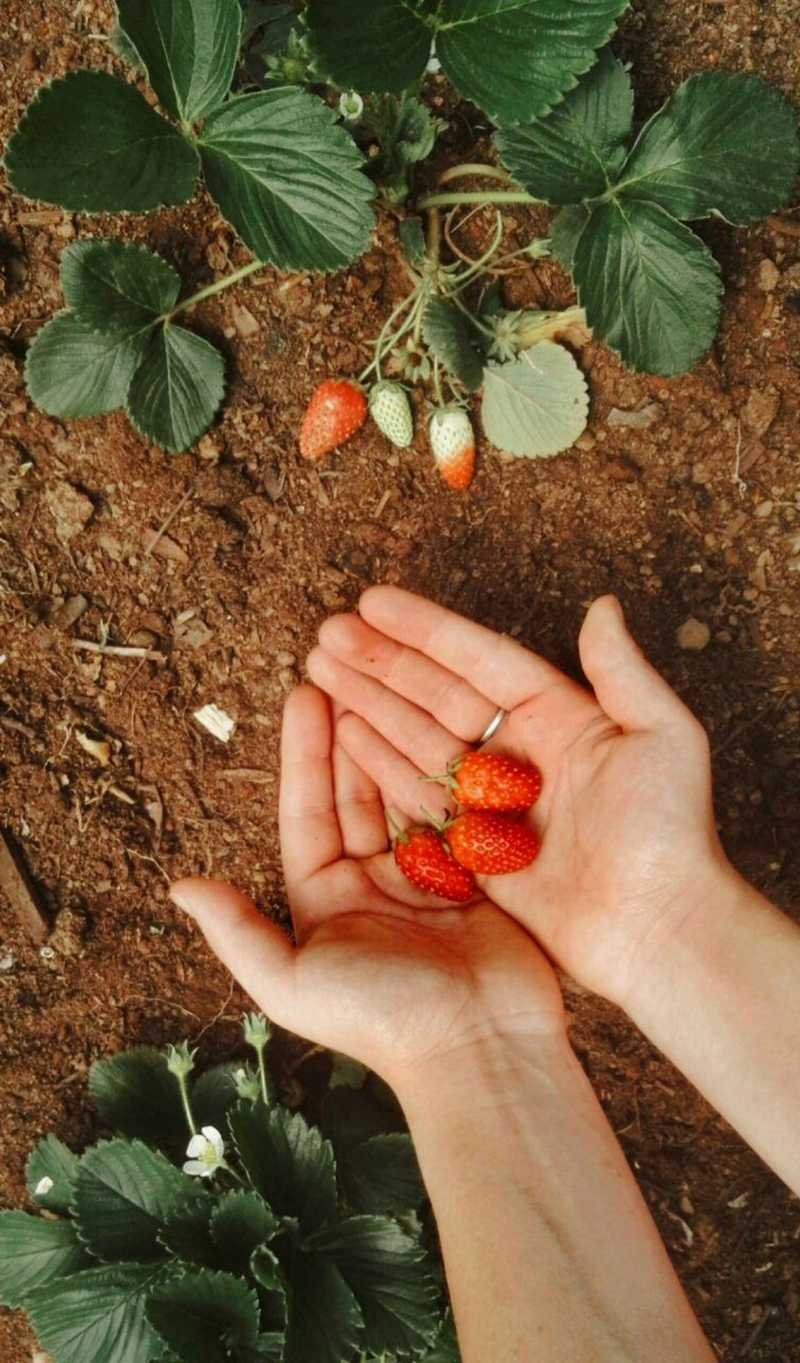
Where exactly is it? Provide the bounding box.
[61,240,180,338]
[125,324,226,454]
[312,1215,439,1358]
[25,313,148,418]
[495,49,633,203]
[26,1263,165,1363]
[147,1270,260,1363]
[572,199,722,373]
[304,0,432,94]
[116,0,242,126]
[198,89,375,271]
[482,341,589,457]
[0,1212,89,1309]
[26,1135,80,1215]
[72,1138,208,1260]
[4,71,199,212]
[618,72,800,224]
[228,1100,337,1233]
[422,297,485,393]
[436,0,630,125]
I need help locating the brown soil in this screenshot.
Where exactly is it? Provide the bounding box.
[1,2,799,1359]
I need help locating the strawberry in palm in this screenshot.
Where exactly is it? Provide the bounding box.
[392,824,476,903]
[446,811,540,875]
[434,751,542,812]
[300,379,368,460]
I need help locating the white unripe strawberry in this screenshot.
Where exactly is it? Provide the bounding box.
[369,381,414,448]
[429,407,475,490]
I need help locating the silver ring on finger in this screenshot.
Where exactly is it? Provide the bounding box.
[475,707,506,746]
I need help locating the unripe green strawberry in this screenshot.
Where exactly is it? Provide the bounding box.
[429,407,475,490]
[369,381,413,448]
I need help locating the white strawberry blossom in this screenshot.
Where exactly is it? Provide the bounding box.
[183,1125,226,1178]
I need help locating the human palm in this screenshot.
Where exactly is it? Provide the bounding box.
[171,683,564,1093]
[306,586,729,1009]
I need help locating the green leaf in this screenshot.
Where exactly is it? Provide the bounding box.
[340,1133,426,1216]
[198,89,376,272]
[549,203,591,270]
[61,240,180,339]
[312,1215,439,1358]
[191,1062,245,1132]
[436,0,630,125]
[422,297,485,393]
[72,1138,209,1260]
[572,198,722,374]
[25,313,148,418]
[482,341,589,457]
[0,1212,89,1308]
[618,71,800,224]
[116,0,242,126]
[26,1134,80,1214]
[250,1244,289,1336]
[26,1262,166,1363]
[89,1045,187,1142]
[4,71,199,212]
[147,1270,261,1363]
[422,1311,461,1363]
[305,0,432,94]
[229,1101,337,1233]
[398,216,427,267]
[158,1195,217,1266]
[210,1190,278,1273]
[495,49,633,203]
[284,1252,363,1363]
[126,324,226,454]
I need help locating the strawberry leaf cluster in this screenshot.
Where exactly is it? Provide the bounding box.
[0,1020,458,1363]
[495,52,800,374]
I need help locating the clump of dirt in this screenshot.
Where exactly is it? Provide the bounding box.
[2,2,800,1359]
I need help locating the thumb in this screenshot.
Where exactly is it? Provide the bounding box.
[170,876,299,1027]
[578,596,690,733]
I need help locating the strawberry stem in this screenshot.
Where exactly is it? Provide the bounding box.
[165,258,267,321]
[417,190,543,211]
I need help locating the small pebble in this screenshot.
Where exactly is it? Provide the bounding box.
[676,618,711,650]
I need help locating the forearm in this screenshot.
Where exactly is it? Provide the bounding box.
[625,865,800,1194]
[396,1032,714,1363]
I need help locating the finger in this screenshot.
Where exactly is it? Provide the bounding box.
[318,612,496,743]
[279,685,342,890]
[307,646,464,775]
[357,585,568,710]
[170,877,299,1027]
[331,732,391,858]
[579,596,696,734]
[337,711,457,825]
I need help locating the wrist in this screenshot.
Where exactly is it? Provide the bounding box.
[393,1018,573,1125]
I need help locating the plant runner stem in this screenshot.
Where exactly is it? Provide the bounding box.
[417,190,542,210]
[438,162,510,185]
[167,258,267,321]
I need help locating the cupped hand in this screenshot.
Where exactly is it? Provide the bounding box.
[306,587,732,1011]
[171,684,564,1099]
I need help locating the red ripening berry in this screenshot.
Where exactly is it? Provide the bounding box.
[444,751,542,812]
[299,379,368,460]
[393,825,476,903]
[446,811,541,876]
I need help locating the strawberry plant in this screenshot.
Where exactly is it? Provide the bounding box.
[434,50,799,376]
[0,1013,460,1363]
[4,0,376,452]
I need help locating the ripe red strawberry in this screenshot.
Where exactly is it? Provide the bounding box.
[393,825,476,903]
[300,379,368,460]
[438,752,542,812]
[446,811,540,875]
[429,407,475,490]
